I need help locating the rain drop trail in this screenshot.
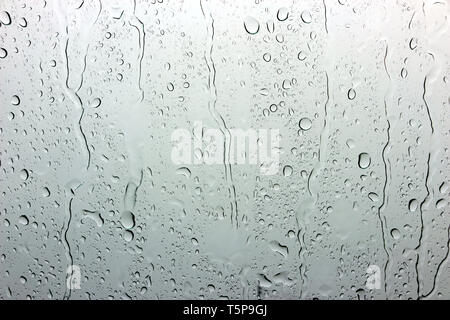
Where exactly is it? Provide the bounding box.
[54,0,102,300]
[307,71,329,200]
[379,43,391,297]
[129,0,145,103]
[299,71,330,297]
[64,36,91,171]
[200,0,239,228]
[61,197,74,300]
[322,0,328,34]
[417,15,446,298]
[420,226,450,299]
[124,1,147,191]
[422,76,434,135]
[415,152,430,298]
[123,169,144,211]
[56,0,102,172]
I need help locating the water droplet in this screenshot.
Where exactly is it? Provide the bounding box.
[0,11,11,25]
[299,117,312,131]
[436,199,446,209]
[176,167,191,178]
[297,51,307,61]
[91,98,101,108]
[18,215,29,226]
[282,79,291,90]
[123,230,134,242]
[19,169,29,181]
[347,88,356,100]
[120,211,135,229]
[400,68,408,79]
[408,199,418,212]
[244,16,260,35]
[263,53,271,62]
[0,48,7,59]
[266,20,275,33]
[11,95,20,105]
[409,38,417,50]
[301,11,312,24]
[368,192,379,202]
[390,228,400,240]
[346,139,356,149]
[283,165,293,177]
[42,187,51,198]
[18,17,27,28]
[358,153,371,169]
[277,8,289,22]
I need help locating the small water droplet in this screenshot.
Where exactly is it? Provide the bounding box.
[176,167,191,178]
[400,68,408,79]
[409,38,417,50]
[18,17,27,28]
[297,51,307,61]
[91,98,101,108]
[263,53,271,62]
[347,88,356,100]
[368,192,379,202]
[266,20,275,33]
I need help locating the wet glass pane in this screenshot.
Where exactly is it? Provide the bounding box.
[1,0,449,300]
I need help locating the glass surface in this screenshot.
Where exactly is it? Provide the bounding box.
[0,0,449,300]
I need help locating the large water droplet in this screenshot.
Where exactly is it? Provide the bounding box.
[358,153,371,169]
[18,215,29,226]
[408,199,418,212]
[299,117,312,131]
[120,210,135,229]
[277,8,289,22]
[390,228,400,240]
[283,165,293,177]
[176,167,191,178]
[11,95,20,105]
[123,230,134,242]
[301,11,312,24]
[0,48,7,59]
[244,16,260,35]
[19,169,29,180]
[0,11,11,25]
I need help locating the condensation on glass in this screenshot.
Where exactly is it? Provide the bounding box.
[0,0,449,300]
